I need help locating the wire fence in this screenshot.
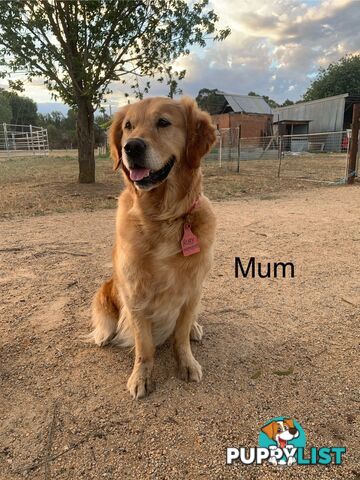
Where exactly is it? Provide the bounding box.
[0,123,49,158]
[1,123,358,184]
[206,129,357,183]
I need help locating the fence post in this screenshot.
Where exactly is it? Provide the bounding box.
[236,125,241,173]
[277,135,283,178]
[227,129,231,163]
[43,128,49,154]
[347,103,360,184]
[29,125,35,154]
[219,133,222,168]
[3,123,9,154]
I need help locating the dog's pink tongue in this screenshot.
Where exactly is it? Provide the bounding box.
[279,439,287,449]
[129,168,150,181]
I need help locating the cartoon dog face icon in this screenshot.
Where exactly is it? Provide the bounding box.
[261,418,300,465]
[261,418,299,448]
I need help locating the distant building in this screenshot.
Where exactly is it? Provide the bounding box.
[273,93,360,135]
[209,90,273,138]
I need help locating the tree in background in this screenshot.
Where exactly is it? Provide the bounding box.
[248,91,279,109]
[37,111,74,149]
[303,54,360,101]
[196,88,226,114]
[0,90,12,124]
[0,90,38,125]
[0,1,229,183]
[282,99,294,107]
[196,89,295,113]
[248,92,295,108]
[37,108,110,150]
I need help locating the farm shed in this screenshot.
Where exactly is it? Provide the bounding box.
[273,119,311,136]
[273,93,360,134]
[210,91,273,138]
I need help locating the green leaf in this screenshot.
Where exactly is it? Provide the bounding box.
[273,366,294,376]
[251,369,262,379]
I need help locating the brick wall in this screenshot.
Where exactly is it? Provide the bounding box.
[211,113,273,137]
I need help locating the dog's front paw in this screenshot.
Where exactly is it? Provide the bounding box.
[127,363,154,400]
[287,457,297,466]
[178,356,202,382]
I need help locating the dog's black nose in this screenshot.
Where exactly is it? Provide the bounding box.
[289,428,297,435]
[124,138,146,158]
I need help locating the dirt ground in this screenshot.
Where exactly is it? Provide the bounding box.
[208,152,348,183]
[0,153,339,220]
[0,185,359,480]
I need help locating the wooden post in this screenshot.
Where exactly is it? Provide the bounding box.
[236,125,241,173]
[348,103,360,184]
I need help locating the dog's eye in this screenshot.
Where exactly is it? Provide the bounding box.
[124,121,132,130]
[157,118,171,128]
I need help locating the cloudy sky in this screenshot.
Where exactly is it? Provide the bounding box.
[2,0,359,113]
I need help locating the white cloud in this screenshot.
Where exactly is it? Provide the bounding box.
[9,0,360,110]
[175,0,359,102]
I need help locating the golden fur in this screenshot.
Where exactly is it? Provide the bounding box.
[89,96,216,399]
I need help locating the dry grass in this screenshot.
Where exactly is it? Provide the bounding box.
[206,152,348,183]
[0,154,119,219]
[0,151,351,219]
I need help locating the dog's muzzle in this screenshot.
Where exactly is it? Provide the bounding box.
[128,156,176,188]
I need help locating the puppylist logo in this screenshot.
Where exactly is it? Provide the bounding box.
[226,417,346,467]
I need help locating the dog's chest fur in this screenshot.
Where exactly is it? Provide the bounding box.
[114,197,215,345]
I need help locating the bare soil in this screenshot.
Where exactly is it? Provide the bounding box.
[0,185,359,479]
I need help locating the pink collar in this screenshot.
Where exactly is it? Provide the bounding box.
[186,196,201,216]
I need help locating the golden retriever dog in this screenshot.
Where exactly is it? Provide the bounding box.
[89,96,216,399]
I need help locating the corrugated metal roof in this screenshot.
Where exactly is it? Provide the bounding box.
[216,91,272,114]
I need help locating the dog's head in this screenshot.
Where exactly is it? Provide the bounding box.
[261,419,299,448]
[109,96,216,191]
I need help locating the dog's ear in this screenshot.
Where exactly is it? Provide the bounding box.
[108,106,129,171]
[284,418,295,429]
[261,421,277,440]
[180,96,216,169]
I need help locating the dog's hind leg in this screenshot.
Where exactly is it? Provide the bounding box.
[89,278,119,346]
[190,322,203,342]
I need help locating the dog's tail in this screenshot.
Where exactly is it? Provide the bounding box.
[86,278,134,347]
[88,278,120,346]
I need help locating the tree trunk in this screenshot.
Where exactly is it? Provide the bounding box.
[76,98,95,183]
